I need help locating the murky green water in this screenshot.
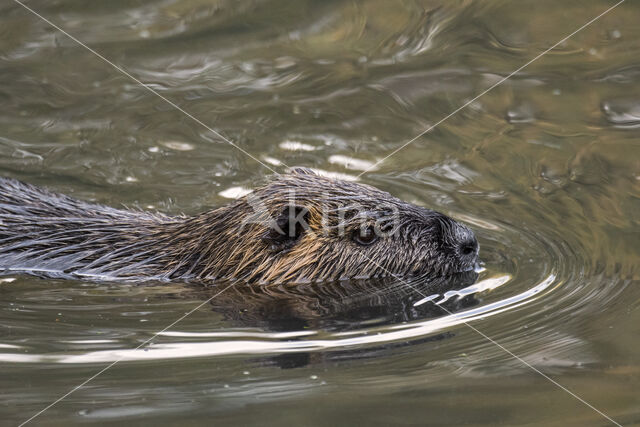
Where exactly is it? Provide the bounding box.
[1,0,639,425]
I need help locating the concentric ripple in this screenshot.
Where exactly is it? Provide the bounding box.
[1,213,613,365]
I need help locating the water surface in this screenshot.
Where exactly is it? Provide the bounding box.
[1,0,639,425]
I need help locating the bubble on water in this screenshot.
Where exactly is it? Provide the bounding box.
[610,29,621,39]
[125,176,138,183]
[139,30,150,38]
[506,103,535,124]
[148,146,160,153]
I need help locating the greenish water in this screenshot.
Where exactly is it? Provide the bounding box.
[1,0,639,425]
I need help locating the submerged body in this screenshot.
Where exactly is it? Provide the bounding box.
[0,169,479,284]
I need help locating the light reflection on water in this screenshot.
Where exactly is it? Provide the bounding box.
[2,273,530,364]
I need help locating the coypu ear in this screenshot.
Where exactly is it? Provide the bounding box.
[288,167,318,176]
[261,204,311,252]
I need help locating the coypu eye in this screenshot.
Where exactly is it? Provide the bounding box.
[353,226,378,246]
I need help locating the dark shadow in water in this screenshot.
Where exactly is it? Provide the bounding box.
[204,271,480,330]
[192,271,480,368]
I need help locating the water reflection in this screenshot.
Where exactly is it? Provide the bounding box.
[204,271,480,332]
[197,272,479,368]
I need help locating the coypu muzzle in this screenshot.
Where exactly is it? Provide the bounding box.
[430,214,480,274]
[0,170,480,284]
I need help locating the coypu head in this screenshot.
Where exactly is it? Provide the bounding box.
[192,168,479,284]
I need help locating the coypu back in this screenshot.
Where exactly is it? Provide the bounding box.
[0,171,479,283]
[0,177,176,280]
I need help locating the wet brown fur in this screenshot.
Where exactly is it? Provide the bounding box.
[0,169,478,284]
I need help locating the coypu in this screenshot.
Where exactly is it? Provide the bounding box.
[0,168,479,283]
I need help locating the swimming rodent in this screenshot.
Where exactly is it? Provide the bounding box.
[0,168,479,283]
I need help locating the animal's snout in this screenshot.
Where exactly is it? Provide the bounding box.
[452,222,479,268]
[458,233,479,259]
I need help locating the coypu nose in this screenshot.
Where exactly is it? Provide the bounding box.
[459,234,479,259]
[451,222,479,267]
